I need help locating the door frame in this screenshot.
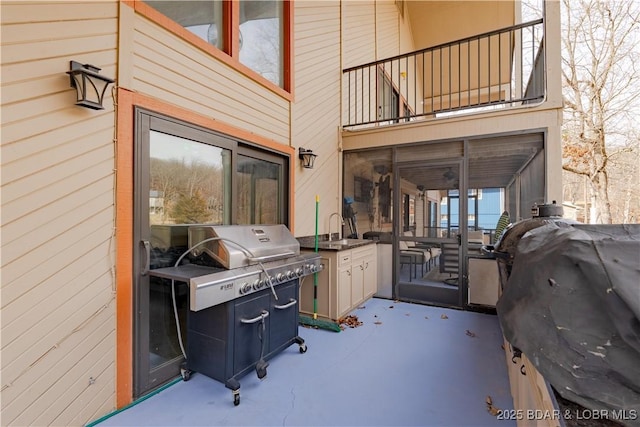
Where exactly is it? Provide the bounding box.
[393,159,468,308]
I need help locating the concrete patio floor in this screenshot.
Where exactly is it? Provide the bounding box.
[94,298,514,427]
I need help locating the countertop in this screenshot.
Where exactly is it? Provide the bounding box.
[298,238,377,251]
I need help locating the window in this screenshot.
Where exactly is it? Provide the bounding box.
[378,70,399,123]
[239,1,283,87]
[145,1,226,50]
[141,1,290,92]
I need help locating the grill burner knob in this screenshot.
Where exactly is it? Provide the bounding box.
[252,279,261,290]
[276,273,286,282]
[286,270,295,280]
[308,264,318,273]
[295,267,304,277]
[239,282,251,294]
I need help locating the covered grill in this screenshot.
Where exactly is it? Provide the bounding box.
[493,203,640,421]
[149,224,322,406]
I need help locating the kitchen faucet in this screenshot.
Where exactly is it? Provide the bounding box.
[328,212,345,241]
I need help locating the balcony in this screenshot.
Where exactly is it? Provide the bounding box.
[343,19,545,129]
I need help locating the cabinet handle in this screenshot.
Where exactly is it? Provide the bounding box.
[240,310,269,324]
[347,270,351,276]
[274,298,297,310]
[359,265,364,271]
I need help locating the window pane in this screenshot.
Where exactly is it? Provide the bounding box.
[145,1,224,50]
[237,155,281,224]
[239,0,283,87]
[149,130,230,226]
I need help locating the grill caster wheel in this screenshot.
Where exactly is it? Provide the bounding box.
[299,344,307,353]
[233,391,240,406]
[180,367,191,381]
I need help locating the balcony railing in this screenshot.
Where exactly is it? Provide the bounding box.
[343,19,545,129]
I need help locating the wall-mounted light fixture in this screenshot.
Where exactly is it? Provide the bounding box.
[417,185,426,200]
[298,147,317,169]
[67,61,115,110]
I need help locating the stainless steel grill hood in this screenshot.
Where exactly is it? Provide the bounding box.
[188,224,300,270]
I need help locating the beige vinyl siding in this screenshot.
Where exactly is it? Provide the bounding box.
[1,2,118,426]
[131,13,290,145]
[376,0,400,59]
[292,1,342,237]
[342,0,376,69]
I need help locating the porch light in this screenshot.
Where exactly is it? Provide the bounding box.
[298,147,317,169]
[67,61,115,110]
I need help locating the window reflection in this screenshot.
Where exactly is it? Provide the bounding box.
[149,131,230,226]
[343,149,393,237]
[237,155,281,224]
[145,1,224,50]
[239,0,283,87]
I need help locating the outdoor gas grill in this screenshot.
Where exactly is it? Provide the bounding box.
[149,224,322,406]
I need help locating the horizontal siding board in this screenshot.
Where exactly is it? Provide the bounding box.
[132,27,288,119]
[1,308,114,419]
[1,144,113,225]
[3,300,115,425]
[1,18,117,45]
[133,15,290,144]
[2,273,114,391]
[2,187,112,288]
[82,375,117,427]
[2,244,113,347]
[1,201,113,303]
[0,124,112,192]
[31,327,114,427]
[133,57,288,141]
[65,366,116,427]
[0,113,113,165]
[0,3,118,426]
[0,100,114,146]
[0,50,115,86]
[2,34,117,64]
[0,1,116,24]
[2,173,112,246]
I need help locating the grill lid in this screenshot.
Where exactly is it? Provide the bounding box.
[188,224,300,269]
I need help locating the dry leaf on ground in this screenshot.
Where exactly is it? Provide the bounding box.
[340,315,363,328]
[466,329,477,338]
[486,395,501,416]
[441,314,448,319]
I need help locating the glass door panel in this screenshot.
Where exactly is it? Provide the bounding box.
[236,153,283,225]
[134,113,233,397]
[395,162,463,307]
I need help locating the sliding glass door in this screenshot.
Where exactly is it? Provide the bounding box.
[133,109,288,397]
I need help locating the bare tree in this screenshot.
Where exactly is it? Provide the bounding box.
[561,0,640,223]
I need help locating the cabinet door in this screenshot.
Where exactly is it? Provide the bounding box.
[363,254,377,299]
[351,261,364,307]
[337,265,352,318]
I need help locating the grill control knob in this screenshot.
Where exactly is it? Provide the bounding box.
[295,267,304,277]
[252,279,261,290]
[276,273,286,282]
[309,264,318,273]
[287,270,296,280]
[239,282,251,294]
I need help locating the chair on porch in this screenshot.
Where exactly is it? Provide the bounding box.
[400,232,432,280]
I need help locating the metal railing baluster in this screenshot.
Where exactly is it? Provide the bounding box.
[341,19,544,127]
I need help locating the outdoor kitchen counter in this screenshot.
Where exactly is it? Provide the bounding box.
[298,238,376,251]
[299,239,377,321]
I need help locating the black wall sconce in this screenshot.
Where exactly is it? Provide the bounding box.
[67,61,115,110]
[417,185,426,200]
[298,147,317,169]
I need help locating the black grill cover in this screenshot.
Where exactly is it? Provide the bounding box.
[497,223,640,424]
